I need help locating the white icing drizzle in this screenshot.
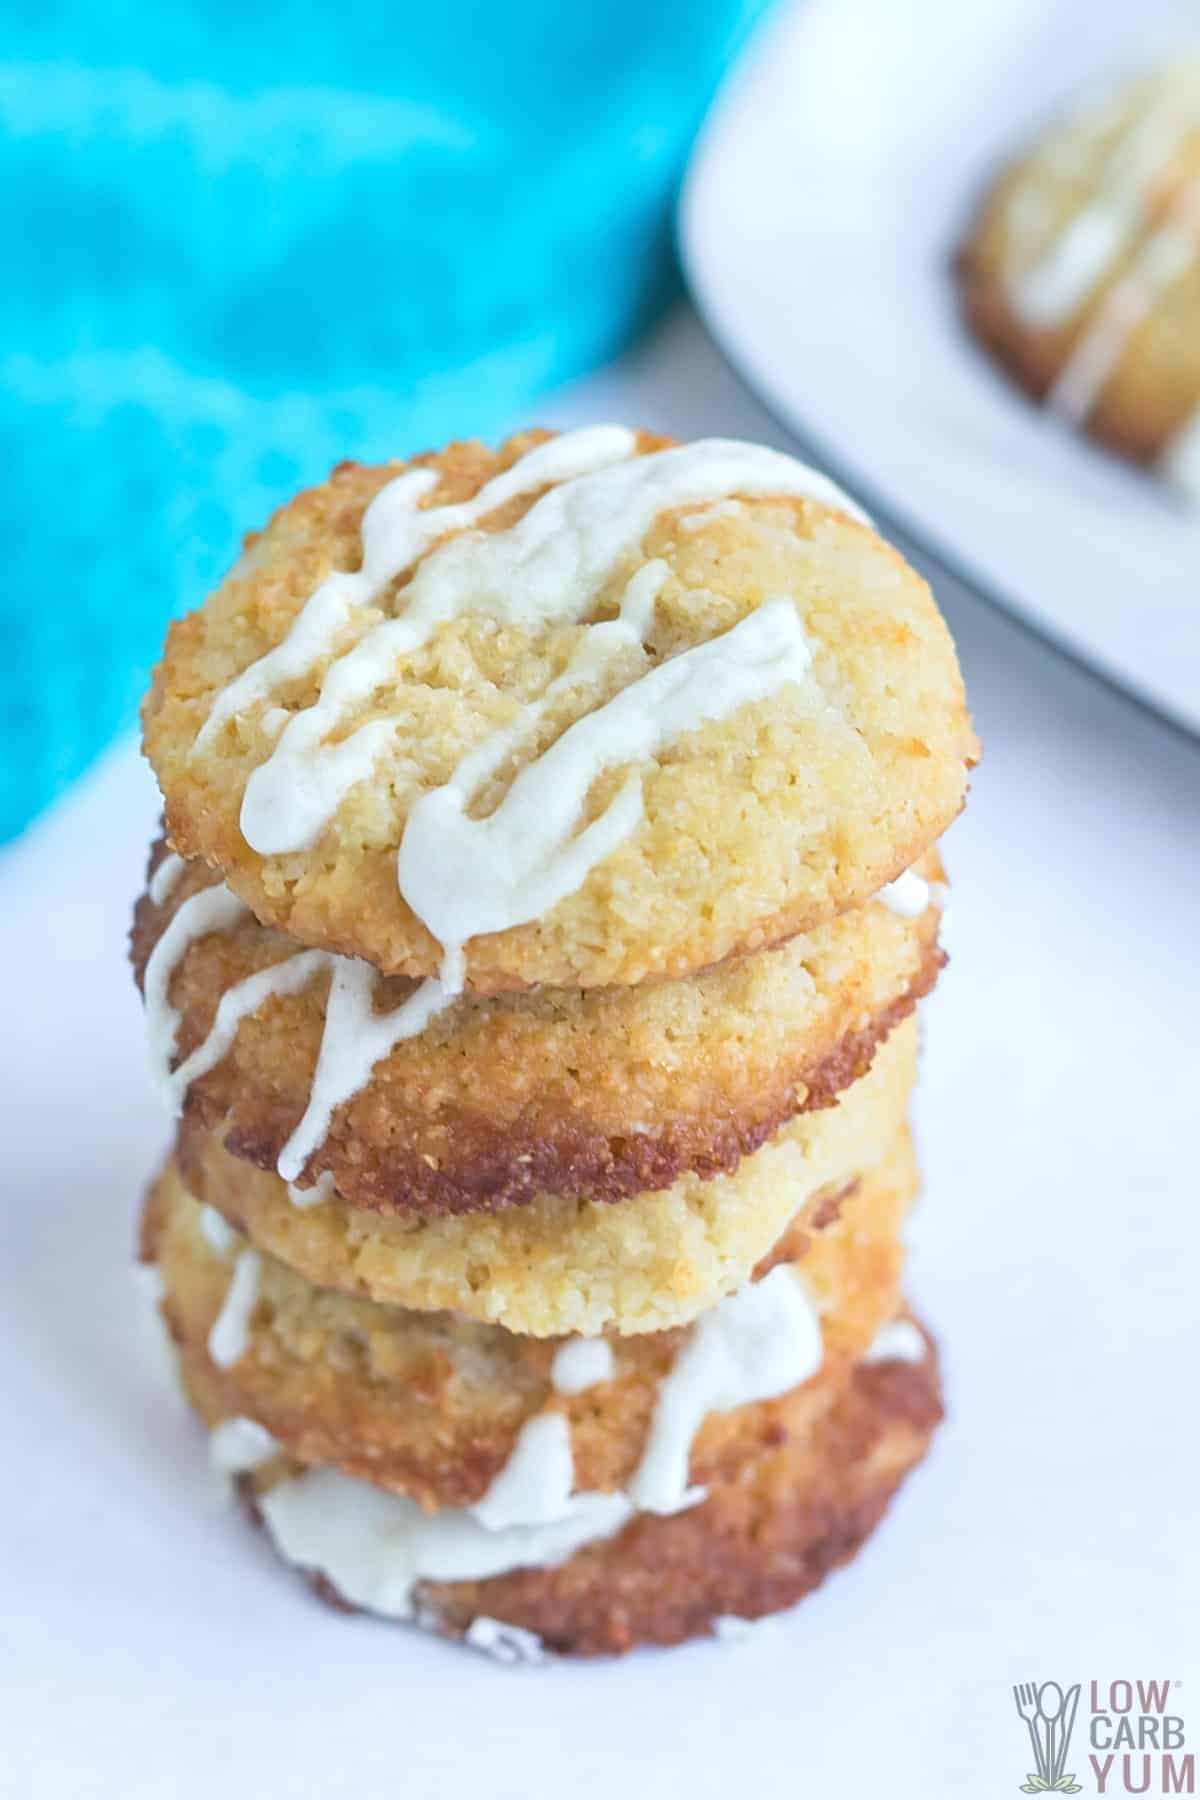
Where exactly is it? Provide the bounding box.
[287,1170,336,1210]
[209,1416,279,1474]
[133,1264,180,1396]
[194,427,637,756]
[1014,87,1200,326]
[398,598,813,989]
[276,961,451,1182]
[1049,180,1200,423]
[628,1265,823,1514]
[235,435,862,859]
[261,705,290,738]
[259,1465,630,1622]
[386,556,669,994]
[219,428,635,815]
[463,1617,547,1666]
[920,876,952,950]
[139,866,439,1182]
[207,1249,261,1370]
[864,1318,927,1365]
[143,883,249,1092]
[142,884,454,1187]
[470,1413,578,1531]
[199,1204,238,1256]
[877,868,931,918]
[550,1337,615,1395]
[164,948,330,1115]
[193,478,432,755]
[148,851,186,906]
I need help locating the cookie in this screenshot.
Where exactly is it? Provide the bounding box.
[175,1015,918,1337]
[146,1133,914,1511]
[143,429,976,991]
[133,837,944,1212]
[957,57,1200,481]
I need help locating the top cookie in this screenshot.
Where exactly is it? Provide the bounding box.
[957,58,1200,478]
[144,428,976,992]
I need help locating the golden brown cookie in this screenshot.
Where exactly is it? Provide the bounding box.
[175,1015,919,1337]
[146,1134,914,1511]
[143,429,976,990]
[232,1322,942,1656]
[133,837,943,1213]
[957,58,1200,476]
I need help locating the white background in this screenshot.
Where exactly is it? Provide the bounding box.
[3,307,1198,1797]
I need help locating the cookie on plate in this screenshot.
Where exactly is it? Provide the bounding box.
[957,57,1200,485]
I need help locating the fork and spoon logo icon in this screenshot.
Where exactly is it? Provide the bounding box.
[1013,1681,1083,1793]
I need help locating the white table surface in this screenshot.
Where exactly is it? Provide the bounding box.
[3,308,1198,1799]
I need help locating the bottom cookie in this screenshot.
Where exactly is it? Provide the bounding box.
[237,1318,942,1658]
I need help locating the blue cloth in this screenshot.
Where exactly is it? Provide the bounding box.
[0,1,771,843]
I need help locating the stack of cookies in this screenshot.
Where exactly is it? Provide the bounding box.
[132,427,976,1657]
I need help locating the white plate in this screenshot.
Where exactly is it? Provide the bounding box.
[681,0,1200,736]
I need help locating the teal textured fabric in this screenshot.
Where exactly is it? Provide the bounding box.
[1,1,771,843]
